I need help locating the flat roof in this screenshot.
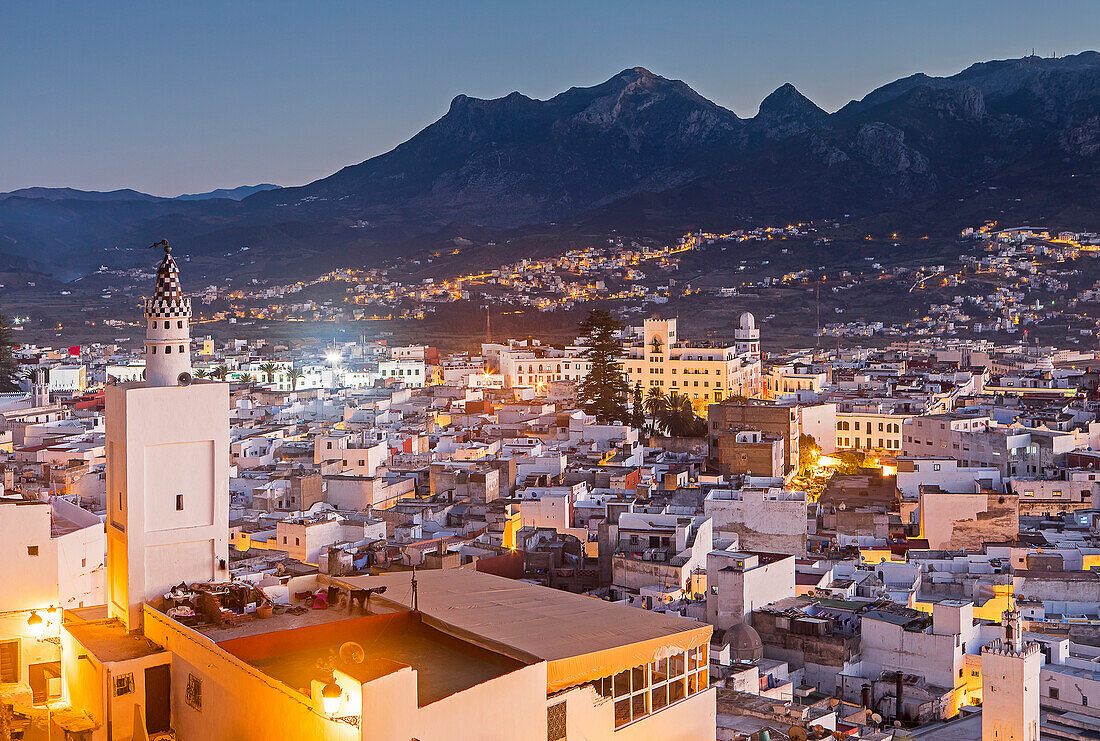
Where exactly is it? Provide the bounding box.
[217,611,524,707]
[66,619,165,663]
[332,569,710,693]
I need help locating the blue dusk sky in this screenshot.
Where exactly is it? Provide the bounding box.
[1,0,1097,195]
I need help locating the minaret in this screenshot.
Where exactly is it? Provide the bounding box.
[31,368,50,407]
[144,240,193,387]
[734,312,760,356]
[981,609,1041,741]
[105,240,229,631]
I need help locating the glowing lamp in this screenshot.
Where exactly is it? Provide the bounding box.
[45,605,59,625]
[321,676,342,716]
[27,611,45,639]
[325,351,342,365]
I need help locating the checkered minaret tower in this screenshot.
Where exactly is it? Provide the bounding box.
[144,240,192,387]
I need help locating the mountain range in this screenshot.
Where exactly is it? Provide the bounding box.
[3,53,1100,279]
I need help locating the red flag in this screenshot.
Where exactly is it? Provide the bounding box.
[68,346,80,356]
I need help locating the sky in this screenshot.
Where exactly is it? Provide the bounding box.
[2,0,1098,196]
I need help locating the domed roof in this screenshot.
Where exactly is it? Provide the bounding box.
[722,622,763,662]
[738,312,756,330]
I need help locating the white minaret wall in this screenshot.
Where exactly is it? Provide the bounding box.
[106,243,229,631]
[981,611,1041,741]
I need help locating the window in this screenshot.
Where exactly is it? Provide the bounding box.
[165,345,172,354]
[1052,490,1063,498]
[547,702,566,741]
[295,538,300,546]
[177,320,184,329]
[0,640,18,683]
[27,546,38,557]
[933,464,941,471]
[186,674,202,710]
[1050,688,1059,700]
[176,494,184,511]
[115,673,135,696]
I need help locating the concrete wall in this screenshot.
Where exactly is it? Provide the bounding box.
[920,492,1018,551]
[707,553,796,630]
[704,490,807,556]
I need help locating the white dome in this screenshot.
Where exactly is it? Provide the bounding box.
[738,312,756,331]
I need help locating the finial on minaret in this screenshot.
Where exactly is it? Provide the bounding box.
[143,239,193,387]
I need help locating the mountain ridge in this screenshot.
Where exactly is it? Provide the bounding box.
[3,53,1100,278]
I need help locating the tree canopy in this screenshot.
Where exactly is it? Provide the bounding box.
[0,314,22,392]
[576,309,628,424]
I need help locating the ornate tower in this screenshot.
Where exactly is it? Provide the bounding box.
[144,240,193,387]
[734,312,760,356]
[106,241,229,631]
[981,609,1041,741]
[31,368,50,407]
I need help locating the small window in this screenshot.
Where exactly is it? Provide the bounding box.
[1051,688,1060,699]
[176,494,184,511]
[164,321,170,329]
[179,345,185,353]
[27,546,38,557]
[186,674,202,710]
[177,320,183,329]
[547,701,566,741]
[295,537,300,546]
[165,345,172,354]
[115,673,135,696]
[933,464,941,471]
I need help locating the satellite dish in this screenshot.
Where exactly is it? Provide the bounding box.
[178,371,193,386]
[338,641,365,665]
[788,726,809,741]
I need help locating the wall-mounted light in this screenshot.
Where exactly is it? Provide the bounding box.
[27,611,45,639]
[321,676,341,716]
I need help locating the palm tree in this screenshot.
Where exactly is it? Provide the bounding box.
[643,387,667,435]
[659,392,700,437]
[660,392,688,436]
[258,362,278,384]
[211,365,229,382]
[193,368,207,380]
[287,368,303,390]
[239,372,254,385]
